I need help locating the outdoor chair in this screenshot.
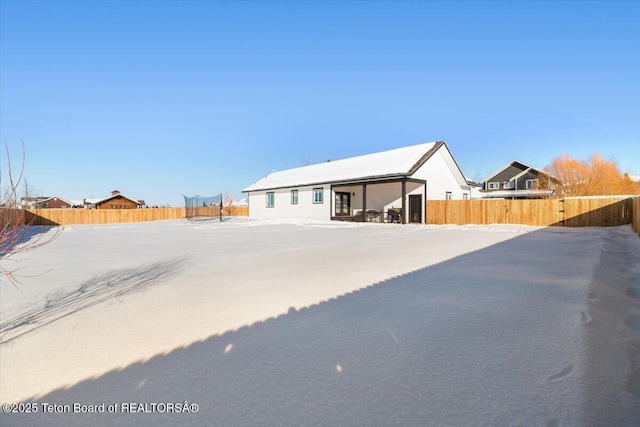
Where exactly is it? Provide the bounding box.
[387,208,401,223]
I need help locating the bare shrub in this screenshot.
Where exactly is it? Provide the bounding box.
[0,141,59,286]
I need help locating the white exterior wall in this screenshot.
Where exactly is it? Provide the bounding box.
[246,145,470,222]
[335,182,404,214]
[413,149,470,200]
[405,181,426,223]
[331,185,361,217]
[247,185,330,220]
[333,181,425,223]
[365,182,403,212]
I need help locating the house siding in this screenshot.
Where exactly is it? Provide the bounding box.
[415,149,469,200]
[248,185,330,220]
[96,195,140,209]
[516,170,539,190]
[333,181,423,220]
[485,163,529,191]
[244,143,470,222]
[36,198,71,209]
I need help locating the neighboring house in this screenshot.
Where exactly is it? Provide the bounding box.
[465,178,484,200]
[242,141,471,224]
[34,196,72,209]
[480,160,560,199]
[85,190,144,209]
[82,198,101,209]
[20,197,46,209]
[229,197,248,206]
[20,196,72,209]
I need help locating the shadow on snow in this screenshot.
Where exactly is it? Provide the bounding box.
[0,256,193,344]
[0,226,57,258]
[3,227,640,426]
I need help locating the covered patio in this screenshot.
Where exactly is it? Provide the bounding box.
[330,177,426,224]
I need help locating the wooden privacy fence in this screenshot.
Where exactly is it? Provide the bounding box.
[0,208,29,227]
[426,197,638,228]
[634,197,640,236]
[426,199,563,226]
[3,198,638,233]
[2,206,249,226]
[563,197,633,227]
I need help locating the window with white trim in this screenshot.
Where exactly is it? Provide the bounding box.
[463,193,469,200]
[291,190,298,204]
[488,182,500,190]
[526,179,538,190]
[446,191,452,200]
[313,188,323,204]
[503,181,514,189]
[266,192,275,208]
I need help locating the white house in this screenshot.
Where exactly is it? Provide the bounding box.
[242,141,471,224]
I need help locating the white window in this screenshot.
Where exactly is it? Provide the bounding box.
[503,181,513,189]
[463,193,469,200]
[291,190,298,205]
[313,188,323,204]
[266,192,275,208]
[446,191,452,200]
[526,179,538,190]
[488,182,500,190]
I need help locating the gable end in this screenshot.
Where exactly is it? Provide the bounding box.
[408,141,445,175]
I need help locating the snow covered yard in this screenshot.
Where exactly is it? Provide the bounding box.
[1,218,639,426]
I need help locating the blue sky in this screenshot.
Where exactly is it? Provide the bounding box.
[1,1,638,206]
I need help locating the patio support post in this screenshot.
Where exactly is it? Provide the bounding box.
[330,185,333,220]
[424,181,427,224]
[362,184,367,221]
[401,179,407,224]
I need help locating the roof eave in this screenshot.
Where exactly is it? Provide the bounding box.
[96,194,142,205]
[407,141,444,174]
[484,160,533,182]
[243,173,411,193]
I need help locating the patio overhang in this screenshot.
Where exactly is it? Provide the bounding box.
[480,189,555,199]
[330,176,427,224]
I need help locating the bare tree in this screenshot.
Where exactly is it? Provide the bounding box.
[0,141,58,286]
[546,152,639,197]
[222,191,236,207]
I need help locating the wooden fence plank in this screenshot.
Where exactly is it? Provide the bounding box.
[564,197,632,227]
[21,206,249,226]
[633,197,640,236]
[6,198,639,229]
[426,198,633,227]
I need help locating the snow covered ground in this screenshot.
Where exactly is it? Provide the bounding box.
[1,218,639,426]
